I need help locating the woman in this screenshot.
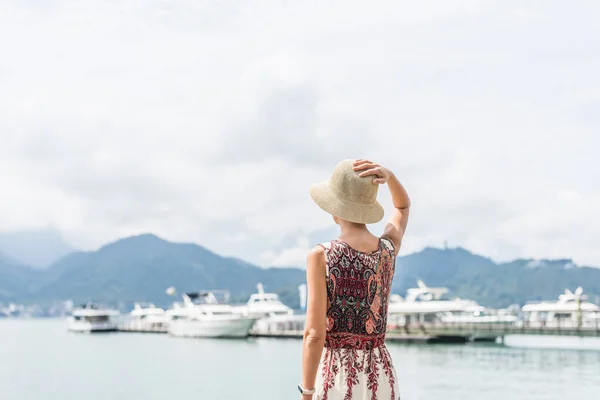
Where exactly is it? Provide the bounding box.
[299,159,410,400]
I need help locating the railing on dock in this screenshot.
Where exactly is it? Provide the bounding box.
[118,321,168,333]
[249,313,600,341]
[387,318,600,339]
[113,313,600,341]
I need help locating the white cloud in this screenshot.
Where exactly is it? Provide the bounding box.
[260,236,311,267]
[0,0,599,266]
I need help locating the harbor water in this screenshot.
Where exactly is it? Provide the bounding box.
[1,319,599,400]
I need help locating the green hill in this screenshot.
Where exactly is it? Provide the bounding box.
[30,234,306,307]
[394,247,600,307]
[0,251,41,301]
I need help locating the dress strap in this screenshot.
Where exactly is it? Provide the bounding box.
[379,237,396,257]
[317,241,332,277]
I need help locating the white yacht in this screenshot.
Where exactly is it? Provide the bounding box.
[439,304,519,325]
[238,283,306,334]
[67,303,119,333]
[521,287,600,328]
[387,280,480,325]
[167,292,257,338]
[126,302,169,331]
[235,283,293,318]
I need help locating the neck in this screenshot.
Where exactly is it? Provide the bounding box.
[339,220,369,236]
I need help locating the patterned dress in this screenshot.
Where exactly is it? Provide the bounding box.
[314,238,400,400]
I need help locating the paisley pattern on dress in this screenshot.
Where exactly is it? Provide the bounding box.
[314,238,400,400]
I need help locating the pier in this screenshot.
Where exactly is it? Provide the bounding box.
[118,320,168,333]
[116,320,600,345]
[387,320,600,341]
[248,322,600,343]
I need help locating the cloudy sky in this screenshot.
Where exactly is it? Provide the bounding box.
[1,0,599,267]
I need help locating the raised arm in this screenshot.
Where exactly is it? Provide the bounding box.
[300,246,328,399]
[353,160,411,251]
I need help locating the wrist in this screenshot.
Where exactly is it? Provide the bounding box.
[298,383,315,395]
[300,381,314,390]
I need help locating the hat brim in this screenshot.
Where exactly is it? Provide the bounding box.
[310,180,384,224]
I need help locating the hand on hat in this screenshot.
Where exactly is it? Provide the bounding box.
[352,160,393,185]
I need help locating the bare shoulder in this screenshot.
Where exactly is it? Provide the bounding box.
[380,233,400,255]
[306,246,326,277]
[307,245,325,263]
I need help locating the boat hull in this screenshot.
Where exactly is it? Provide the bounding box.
[168,316,256,338]
[252,314,306,334]
[67,318,117,333]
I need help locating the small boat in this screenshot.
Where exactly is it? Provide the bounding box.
[387,280,480,325]
[67,303,119,333]
[126,302,169,331]
[235,283,293,318]
[236,283,306,334]
[521,287,600,328]
[167,292,257,338]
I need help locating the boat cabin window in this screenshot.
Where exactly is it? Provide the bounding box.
[554,313,573,319]
[535,312,548,320]
[413,292,449,302]
[85,316,110,323]
[250,295,279,303]
[422,314,438,322]
[211,310,233,315]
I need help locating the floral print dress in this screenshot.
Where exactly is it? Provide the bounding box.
[314,238,400,400]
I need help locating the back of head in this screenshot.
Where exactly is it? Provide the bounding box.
[309,159,384,224]
[328,160,379,205]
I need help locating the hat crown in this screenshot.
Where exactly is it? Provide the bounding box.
[328,160,379,205]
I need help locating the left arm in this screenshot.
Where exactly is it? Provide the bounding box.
[301,246,328,399]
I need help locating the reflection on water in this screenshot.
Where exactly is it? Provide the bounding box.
[0,319,599,400]
[504,334,600,350]
[392,341,600,400]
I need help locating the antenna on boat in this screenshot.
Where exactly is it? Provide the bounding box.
[298,283,307,311]
[257,283,265,295]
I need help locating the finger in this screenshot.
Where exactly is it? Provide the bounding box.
[353,163,375,172]
[353,159,372,166]
[358,167,381,177]
[353,161,377,170]
[373,178,386,184]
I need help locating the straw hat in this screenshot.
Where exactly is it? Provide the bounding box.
[310,159,384,224]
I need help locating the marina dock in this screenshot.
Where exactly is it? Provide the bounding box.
[116,321,600,344]
[114,325,464,344]
[246,322,600,343]
[387,321,600,339]
[118,324,168,333]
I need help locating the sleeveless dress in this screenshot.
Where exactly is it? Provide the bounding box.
[314,238,400,400]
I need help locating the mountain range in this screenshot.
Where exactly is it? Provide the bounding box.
[0,229,75,268]
[1,233,599,309]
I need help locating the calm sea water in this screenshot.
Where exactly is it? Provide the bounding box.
[1,319,600,400]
